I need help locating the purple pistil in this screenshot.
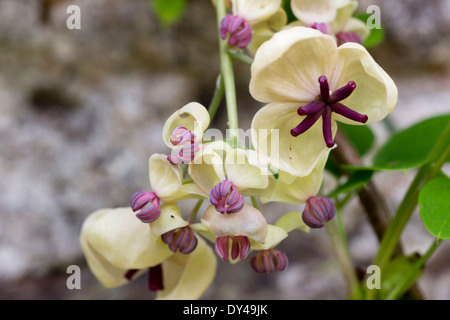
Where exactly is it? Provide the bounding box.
[291,76,368,148]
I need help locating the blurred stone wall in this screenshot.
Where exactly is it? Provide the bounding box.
[0,0,449,299]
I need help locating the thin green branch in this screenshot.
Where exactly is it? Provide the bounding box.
[228,49,254,66]
[326,220,363,299]
[208,74,225,123]
[216,0,239,147]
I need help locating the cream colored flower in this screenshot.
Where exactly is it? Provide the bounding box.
[250,27,397,177]
[290,0,370,44]
[80,205,217,299]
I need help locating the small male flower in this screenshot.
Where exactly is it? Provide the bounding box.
[131,154,204,223]
[251,249,288,273]
[302,196,336,228]
[202,204,268,262]
[290,0,370,45]
[167,127,200,165]
[162,102,210,165]
[219,0,284,49]
[250,27,397,177]
[209,179,245,214]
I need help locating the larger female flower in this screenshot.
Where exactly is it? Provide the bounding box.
[250,26,397,177]
[80,204,216,299]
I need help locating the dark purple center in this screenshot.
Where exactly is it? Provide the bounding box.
[290,76,368,148]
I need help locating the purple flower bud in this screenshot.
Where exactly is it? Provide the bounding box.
[251,249,288,273]
[161,226,198,254]
[130,190,160,223]
[220,14,252,48]
[302,196,336,228]
[336,31,362,46]
[307,22,332,35]
[210,180,245,214]
[167,126,199,165]
[215,235,250,262]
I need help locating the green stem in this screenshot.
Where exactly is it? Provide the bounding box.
[188,199,204,224]
[326,220,363,299]
[208,74,225,123]
[386,238,442,300]
[228,49,254,66]
[251,196,259,210]
[216,0,239,147]
[368,123,450,299]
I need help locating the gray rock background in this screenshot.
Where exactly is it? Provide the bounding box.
[0,0,449,300]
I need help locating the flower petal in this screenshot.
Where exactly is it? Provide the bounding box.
[275,211,310,233]
[188,141,231,194]
[80,207,173,286]
[150,203,189,237]
[149,154,203,202]
[232,0,282,25]
[206,204,268,243]
[162,102,210,148]
[330,0,358,31]
[250,225,288,251]
[224,148,270,192]
[250,27,338,103]
[156,237,217,300]
[261,150,329,204]
[340,18,370,41]
[332,42,398,124]
[251,102,336,177]
[291,0,337,24]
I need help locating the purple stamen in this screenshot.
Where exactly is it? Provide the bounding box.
[329,81,356,104]
[322,106,334,148]
[215,235,250,262]
[290,112,323,137]
[124,269,139,281]
[319,75,330,101]
[291,76,368,147]
[331,103,368,123]
[302,197,336,228]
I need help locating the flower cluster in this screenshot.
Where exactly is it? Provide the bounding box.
[80,0,397,300]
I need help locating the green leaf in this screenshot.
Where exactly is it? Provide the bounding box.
[419,176,450,239]
[372,114,450,170]
[376,254,423,300]
[339,123,375,156]
[327,170,373,198]
[282,0,297,24]
[151,0,186,28]
[354,12,385,48]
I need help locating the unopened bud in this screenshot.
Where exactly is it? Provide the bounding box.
[130,190,160,223]
[251,249,288,273]
[210,180,245,214]
[220,14,252,48]
[161,226,198,254]
[302,196,335,228]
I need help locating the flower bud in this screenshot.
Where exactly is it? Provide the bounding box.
[302,196,335,228]
[307,22,332,35]
[161,226,198,254]
[220,14,252,48]
[210,180,245,214]
[130,190,160,223]
[167,126,200,165]
[251,249,288,273]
